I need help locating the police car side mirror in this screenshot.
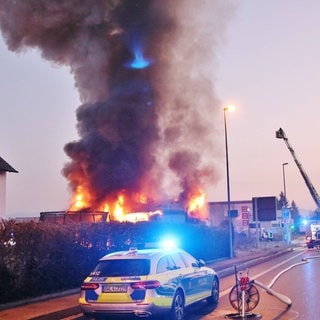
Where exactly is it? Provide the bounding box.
[198,259,205,267]
[192,259,205,268]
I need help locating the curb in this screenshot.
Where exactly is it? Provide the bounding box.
[213,247,295,278]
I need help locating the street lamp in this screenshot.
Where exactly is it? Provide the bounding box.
[224,104,235,259]
[282,162,290,243]
[282,162,288,206]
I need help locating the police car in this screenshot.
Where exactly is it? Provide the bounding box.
[79,246,219,319]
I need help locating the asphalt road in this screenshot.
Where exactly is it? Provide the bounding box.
[188,246,320,319]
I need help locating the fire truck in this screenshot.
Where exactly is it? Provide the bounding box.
[305,222,320,248]
[276,128,320,211]
[276,128,320,247]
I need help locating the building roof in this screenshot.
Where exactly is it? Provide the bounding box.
[0,157,18,173]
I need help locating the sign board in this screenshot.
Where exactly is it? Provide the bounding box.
[241,206,249,227]
[282,208,290,219]
[242,212,249,219]
[242,219,249,226]
[252,196,277,221]
[229,209,238,218]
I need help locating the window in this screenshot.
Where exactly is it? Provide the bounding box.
[157,256,175,273]
[170,253,186,269]
[179,251,197,268]
[90,259,150,277]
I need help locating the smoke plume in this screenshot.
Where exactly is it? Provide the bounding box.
[0,0,232,214]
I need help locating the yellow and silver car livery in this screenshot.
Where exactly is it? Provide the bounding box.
[79,247,219,320]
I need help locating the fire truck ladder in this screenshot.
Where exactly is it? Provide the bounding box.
[276,128,320,210]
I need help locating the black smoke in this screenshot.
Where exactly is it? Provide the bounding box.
[0,0,233,213]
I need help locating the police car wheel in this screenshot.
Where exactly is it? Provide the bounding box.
[169,290,185,320]
[207,276,219,305]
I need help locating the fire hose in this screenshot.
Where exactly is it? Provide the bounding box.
[226,253,320,319]
[252,280,292,306]
[260,255,320,305]
[267,259,309,289]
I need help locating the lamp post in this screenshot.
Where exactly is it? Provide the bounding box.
[282,162,288,207]
[224,105,235,259]
[282,162,290,243]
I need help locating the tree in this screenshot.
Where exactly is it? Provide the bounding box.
[290,201,301,233]
[277,191,289,209]
[290,201,299,219]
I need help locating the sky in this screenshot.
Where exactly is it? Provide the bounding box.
[1,0,320,217]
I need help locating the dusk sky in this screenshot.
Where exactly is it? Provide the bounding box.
[1,0,320,217]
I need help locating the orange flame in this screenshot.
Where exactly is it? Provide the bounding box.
[70,186,91,211]
[69,185,208,223]
[113,194,125,222]
[124,210,162,223]
[69,188,152,222]
[187,190,208,220]
[138,193,147,204]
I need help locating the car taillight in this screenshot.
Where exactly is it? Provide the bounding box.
[131,280,160,290]
[81,283,99,290]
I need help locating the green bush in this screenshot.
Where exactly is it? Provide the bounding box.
[0,220,229,303]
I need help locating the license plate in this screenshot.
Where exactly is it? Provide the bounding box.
[103,285,128,293]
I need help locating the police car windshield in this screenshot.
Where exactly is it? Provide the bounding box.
[90,259,150,277]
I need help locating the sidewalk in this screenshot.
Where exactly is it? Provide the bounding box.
[0,242,296,320]
[211,241,296,278]
[0,292,80,320]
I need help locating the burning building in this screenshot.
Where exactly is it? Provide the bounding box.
[0,0,232,222]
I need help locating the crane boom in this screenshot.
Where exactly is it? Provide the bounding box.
[276,128,320,210]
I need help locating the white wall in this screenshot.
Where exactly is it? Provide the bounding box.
[0,172,6,218]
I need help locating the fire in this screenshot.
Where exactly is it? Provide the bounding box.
[188,192,205,212]
[124,210,162,223]
[70,186,91,211]
[138,193,147,204]
[69,188,153,223]
[69,185,208,224]
[113,194,125,222]
[187,190,208,221]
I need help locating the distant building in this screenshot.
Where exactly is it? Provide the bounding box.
[208,199,285,239]
[0,156,18,218]
[208,200,253,230]
[39,211,108,224]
